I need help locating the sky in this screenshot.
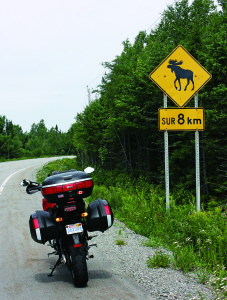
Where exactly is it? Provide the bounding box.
[0,0,220,133]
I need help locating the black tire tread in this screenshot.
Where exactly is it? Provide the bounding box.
[69,244,88,287]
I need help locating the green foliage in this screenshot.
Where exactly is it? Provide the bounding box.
[208,265,227,298]
[142,236,164,248]
[83,165,227,274]
[196,268,210,284]
[115,239,126,246]
[0,116,73,160]
[36,157,77,182]
[172,243,198,272]
[147,250,172,268]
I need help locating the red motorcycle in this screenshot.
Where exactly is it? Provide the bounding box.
[21,167,113,287]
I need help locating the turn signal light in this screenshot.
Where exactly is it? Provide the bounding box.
[81,212,88,217]
[56,217,63,222]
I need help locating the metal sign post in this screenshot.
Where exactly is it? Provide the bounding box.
[164,93,170,211]
[195,94,200,211]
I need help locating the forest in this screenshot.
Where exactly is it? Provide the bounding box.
[71,0,227,205]
[1,0,227,205]
[0,117,73,159]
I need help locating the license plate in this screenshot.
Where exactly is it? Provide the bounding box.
[66,223,83,235]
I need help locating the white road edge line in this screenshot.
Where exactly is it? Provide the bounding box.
[0,168,26,196]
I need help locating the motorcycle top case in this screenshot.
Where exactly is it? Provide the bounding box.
[87,199,113,232]
[41,169,94,204]
[29,210,61,244]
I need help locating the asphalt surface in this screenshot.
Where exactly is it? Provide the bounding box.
[0,158,152,300]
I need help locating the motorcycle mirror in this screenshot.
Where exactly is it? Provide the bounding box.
[84,167,95,174]
[20,179,31,186]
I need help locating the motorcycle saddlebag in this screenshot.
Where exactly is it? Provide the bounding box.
[41,169,94,204]
[29,210,61,244]
[86,199,113,232]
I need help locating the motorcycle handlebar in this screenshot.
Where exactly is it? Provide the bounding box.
[26,183,42,194]
[20,179,42,194]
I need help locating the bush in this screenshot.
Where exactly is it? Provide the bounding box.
[147,250,172,268]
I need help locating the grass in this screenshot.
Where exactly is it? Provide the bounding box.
[115,239,126,246]
[147,250,172,268]
[36,158,227,299]
[196,268,210,285]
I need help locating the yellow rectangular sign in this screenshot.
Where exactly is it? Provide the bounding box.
[159,108,205,131]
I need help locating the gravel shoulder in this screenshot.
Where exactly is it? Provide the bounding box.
[90,218,214,300]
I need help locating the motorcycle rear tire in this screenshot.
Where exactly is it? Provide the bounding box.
[69,244,88,287]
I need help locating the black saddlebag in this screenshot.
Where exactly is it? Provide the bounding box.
[29,210,61,244]
[86,199,113,232]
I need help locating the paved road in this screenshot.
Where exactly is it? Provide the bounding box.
[0,158,152,300]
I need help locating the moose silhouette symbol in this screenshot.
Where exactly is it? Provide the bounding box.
[167,59,194,91]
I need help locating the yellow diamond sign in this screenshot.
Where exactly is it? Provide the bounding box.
[149,45,212,107]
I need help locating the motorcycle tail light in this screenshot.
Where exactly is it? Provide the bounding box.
[53,186,64,193]
[42,180,94,195]
[74,244,81,248]
[75,182,86,189]
[64,206,76,212]
[76,180,94,190]
[42,185,63,195]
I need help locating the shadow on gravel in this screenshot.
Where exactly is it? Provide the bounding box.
[88,269,112,280]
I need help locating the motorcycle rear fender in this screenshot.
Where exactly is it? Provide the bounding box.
[63,231,83,248]
[72,233,82,248]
